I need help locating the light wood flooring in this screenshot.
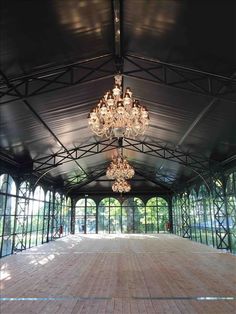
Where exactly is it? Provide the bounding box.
[0,234,236,314]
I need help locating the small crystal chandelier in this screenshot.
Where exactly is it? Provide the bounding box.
[88,74,149,138]
[112,178,131,193]
[106,154,135,180]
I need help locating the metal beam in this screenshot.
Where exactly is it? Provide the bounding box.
[0,55,115,105]
[122,138,212,172]
[32,138,119,172]
[29,138,215,181]
[123,55,236,101]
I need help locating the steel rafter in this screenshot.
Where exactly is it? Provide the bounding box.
[0,55,115,105]
[65,162,174,194]
[1,53,235,106]
[122,138,212,172]
[32,138,118,172]
[124,54,236,101]
[31,138,214,177]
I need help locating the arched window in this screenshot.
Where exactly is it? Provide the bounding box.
[60,195,71,236]
[30,186,45,247]
[226,172,236,253]
[189,189,198,241]
[146,197,169,233]
[75,198,96,233]
[197,185,213,245]
[98,198,121,233]
[45,191,53,241]
[172,195,181,235]
[203,185,214,247]
[65,197,72,234]
[0,174,17,257]
[61,195,67,236]
[75,199,85,233]
[53,192,62,237]
[122,197,145,233]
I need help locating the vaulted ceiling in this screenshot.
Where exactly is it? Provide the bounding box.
[0,0,236,196]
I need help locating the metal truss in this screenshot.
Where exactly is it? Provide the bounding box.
[2,52,234,107]
[64,163,174,196]
[13,181,31,252]
[32,138,118,172]
[122,138,212,172]
[124,54,236,101]
[31,138,213,176]
[0,55,115,105]
[180,193,191,238]
[211,175,230,250]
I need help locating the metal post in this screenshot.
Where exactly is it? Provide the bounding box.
[168,197,173,233]
[211,174,230,250]
[70,198,75,235]
[180,192,191,238]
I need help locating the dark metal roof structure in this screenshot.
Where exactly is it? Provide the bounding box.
[1,0,236,196]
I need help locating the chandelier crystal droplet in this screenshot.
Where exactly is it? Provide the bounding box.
[112,178,131,193]
[88,75,149,138]
[106,155,135,180]
[106,151,134,193]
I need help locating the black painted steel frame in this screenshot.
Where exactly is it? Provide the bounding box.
[14,181,30,252]
[172,171,235,251]
[1,54,235,106]
[28,137,216,194]
[31,138,212,174]
[123,55,236,101]
[0,177,71,258]
[179,193,191,238]
[0,55,115,105]
[211,174,230,250]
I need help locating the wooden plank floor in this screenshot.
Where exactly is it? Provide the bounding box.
[0,234,235,314]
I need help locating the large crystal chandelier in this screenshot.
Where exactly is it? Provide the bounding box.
[106,155,135,180]
[106,151,134,193]
[88,75,149,138]
[112,178,131,193]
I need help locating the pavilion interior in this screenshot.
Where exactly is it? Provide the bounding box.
[0,1,236,254]
[1,1,236,313]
